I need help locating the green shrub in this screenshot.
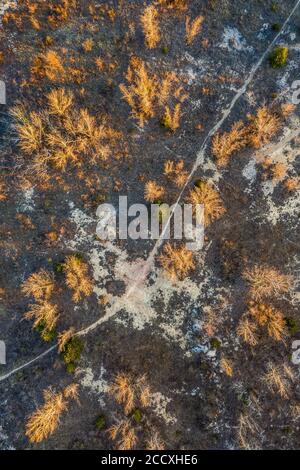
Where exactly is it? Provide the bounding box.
[66,363,76,374]
[61,337,83,371]
[210,337,221,349]
[40,328,57,342]
[43,199,51,209]
[194,179,206,190]
[74,253,84,262]
[272,23,281,32]
[132,409,142,423]
[239,392,250,407]
[54,262,64,273]
[269,46,288,68]
[93,194,106,205]
[285,317,299,335]
[160,114,171,130]
[34,320,56,342]
[95,415,106,430]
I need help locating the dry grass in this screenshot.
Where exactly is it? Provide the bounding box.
[264,364,294,399]
[31,50,65,81]
[25,384,79,443]
[0,181,7,201]
[141,5,160,49]
[47,88,73,116]
[22,269,55,301]
[108,419,137,450]
[185,16,204,45]
[243,265,292,301]
[159,243,195,281]
[157,0,187,10]
[146,431,165,450]
[144,180,165,202]
[63,255,93,302]
[109,373,151,415]
[187,182,225,226]
[82,38,93,52]
[120,57,157,126]
[11,105,44,154]
[24,301,59,332]
[12,93,121,173]
[212,121,248,167]
[164,159,188,187]
[238,413,259,449]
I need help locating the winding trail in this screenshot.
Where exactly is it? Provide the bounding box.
[1,0,300,384]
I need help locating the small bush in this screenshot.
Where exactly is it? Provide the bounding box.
[161,104,181,132]
[63,255,93,302]
[66,363,76,374]
[185,16,204,45]
[187,182,225,226]
[141,5,161,49]
[22,269,55,301]
[40,328,57,342]
[269,46,288,68]
[243,265,292,301]
[144,181,165,203]
[54,262,64,273]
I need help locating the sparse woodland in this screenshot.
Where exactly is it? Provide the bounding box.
[0,0,299,452]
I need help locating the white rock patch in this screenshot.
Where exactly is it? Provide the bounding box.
[78,366,108,406]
